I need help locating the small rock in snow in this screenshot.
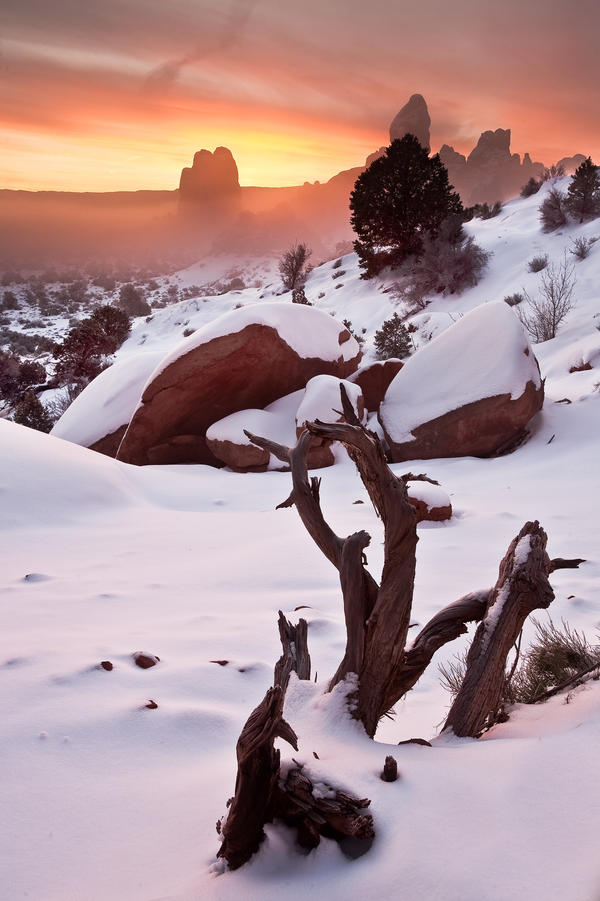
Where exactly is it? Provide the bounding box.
[144,700,158,709]
[100,660,113,671]
[133,652,160,669]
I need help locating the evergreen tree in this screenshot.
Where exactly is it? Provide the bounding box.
[373,313,412,360]
[13,390,53,433]
[565,157,600,223]
[53,305,130,387]
[117,283,151,317]
[350,135,463,277]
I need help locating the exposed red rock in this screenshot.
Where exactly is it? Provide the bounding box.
[406,490,452,523]
[348,360,404,412]
[384,380,544,463]
[117,321,360,466]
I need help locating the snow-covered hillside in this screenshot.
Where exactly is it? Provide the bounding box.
[3,181,600,900]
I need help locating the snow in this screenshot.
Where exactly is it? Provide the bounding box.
[3,183,600,900]
[50,351,164,447]
[295,375,364,427]
[406,480,451,512]
[380,301,541,444]
[150,301,360,384]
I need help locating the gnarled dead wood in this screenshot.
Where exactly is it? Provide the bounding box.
[275,610,311,689]
[249,399,417,738]
[218,610,374,868]
[390,590,490,704]
[443,521,554,738]
[217,685,298,870]
[273,764,374,852]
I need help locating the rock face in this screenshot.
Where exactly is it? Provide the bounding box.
[389,94,431,150]
[379,302,544,462]
[179,147,241,207]
[439,129,544,205]
[116,304,361,467]
[348,360,404,412]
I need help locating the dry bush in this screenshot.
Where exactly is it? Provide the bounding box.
[528,254,548,273]
[539,187,568,231]
[517,255,576,341]
[509,619,600,703]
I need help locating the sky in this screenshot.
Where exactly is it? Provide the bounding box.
[1,0,599,192]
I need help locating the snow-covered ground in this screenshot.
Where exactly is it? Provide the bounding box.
[3,180,600,900]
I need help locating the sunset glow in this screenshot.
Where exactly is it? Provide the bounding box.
[2,0,599,192]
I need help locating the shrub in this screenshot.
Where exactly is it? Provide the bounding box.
[504,293,524,307]
[398,217,490,307]
[291,286,311,305]
[565,156,600,223]
[539,188,568,231]
[373,313,412,360]
[517,255,576,342]
[439,618,600,706]
[528,254,548,273]
[540,163,565,182]
[117,283,151,317]
[331,269,346,279]
[1,291,19,311]
[332,258,343,269]
[509,619,600,704]
[53,305,131,387]
[279,243,312,291]
[471,201,503,219]
[569,236,594,261]
[521,177,541,198]
[350,135,463,277]
[12,390,54,433]
[0,350,45,405]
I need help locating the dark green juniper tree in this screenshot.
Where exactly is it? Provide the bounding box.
[565,157,600,223]
[350,134,463,277]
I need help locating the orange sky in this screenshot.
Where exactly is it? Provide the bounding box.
[1,0,599,192]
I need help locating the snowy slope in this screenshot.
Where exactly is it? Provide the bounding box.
[3,182,600,901]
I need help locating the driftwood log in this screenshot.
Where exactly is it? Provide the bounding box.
[218,611,373,869]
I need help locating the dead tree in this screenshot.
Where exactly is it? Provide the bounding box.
[443,521,554,737]
[218,612,373,870]
[245,387,563,739]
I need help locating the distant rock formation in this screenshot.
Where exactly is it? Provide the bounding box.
[179,147,241,209]
[389,94,431,150]
[556,153,587,175]
[439,128,544,205]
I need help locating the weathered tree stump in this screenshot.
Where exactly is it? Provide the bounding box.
[218,610,373,869]
[443,521,554,737]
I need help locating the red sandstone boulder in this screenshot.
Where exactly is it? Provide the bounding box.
[379,302,544,462]
[117,303,361,466]
[406,482,452,522]
[348,359,404,412]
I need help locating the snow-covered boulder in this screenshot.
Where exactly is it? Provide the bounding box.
[348,359,404,412]
[295,375,364,434]
[206,380,363,473]
[406,481,452,522]
[379,302,543,462]
[116,302,361,466]
[51,351,164,457]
